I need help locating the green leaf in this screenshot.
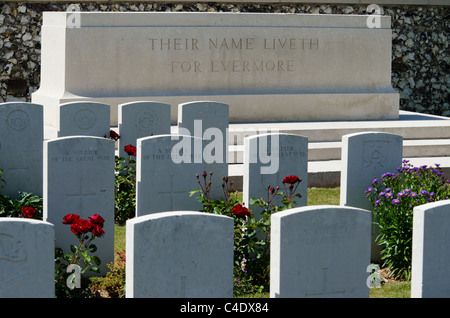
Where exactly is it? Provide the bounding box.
[189,190,200,197]
[92,255,101,266]
[90,266,100,273]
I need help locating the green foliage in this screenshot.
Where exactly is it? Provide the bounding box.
[91,251,126,298]
[190,172,303,297]
[365,160,450,280]
[114,155,136,225]
[55,214,105,298]
[0,191,43,219]
[0,168,4,190]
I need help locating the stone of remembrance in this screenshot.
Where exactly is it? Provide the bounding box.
[32,12,398,127]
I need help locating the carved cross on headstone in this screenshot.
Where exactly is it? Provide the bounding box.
[66,176,96,212]
[306,268,346,298]
[158,174,186,211]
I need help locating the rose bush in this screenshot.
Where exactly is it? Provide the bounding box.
[114,144,137,224]
[191,172,303,296]
[0,191,43,219]
[55,213,106,298]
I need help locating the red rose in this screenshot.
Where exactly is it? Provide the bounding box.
[89,214,105,227]
[63,214,80,225]
[70,218,92,235]
[22,206,36,218]
[232,204,251,220]
[109,130,120,141]
[124,144,137,156]
[90,223,105,237]
[282,175,301,184]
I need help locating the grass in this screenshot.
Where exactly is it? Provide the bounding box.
[112,187,411,298]
[370,281,411,298]
[307,187,340,205]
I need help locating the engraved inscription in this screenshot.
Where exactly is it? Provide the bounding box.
[0,233,29,291]
[74,109,96,130]
[136,110,156,133]
[6,110,30,131]
[50,149,110,163]
[148,36,320,74]
[362,141,389,170]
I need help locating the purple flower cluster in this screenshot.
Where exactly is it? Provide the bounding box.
[365,160,450,211]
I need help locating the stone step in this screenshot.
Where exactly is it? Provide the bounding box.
[226,110,450,143]
[228,156,450,189]
[228,138,450,163]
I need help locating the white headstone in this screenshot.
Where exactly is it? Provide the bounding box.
[44,136,115,275]
[0,102,43,198]
[58,101,110,138]
[136,134,204,216]
[126,211,234,298]
[340,132,403,263]
[177,101,229,200]
[118,101,171,158]
[270,205,371,298]
[243,133,308,217]
[0,218,54,298]
[411,200,450,298]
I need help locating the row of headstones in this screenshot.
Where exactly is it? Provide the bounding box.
[0,100,400,226]
[1,101,449,297]
[0,100,418,276]
[0,100,399,209]
[0,100,229,199]
[1,201,449,298]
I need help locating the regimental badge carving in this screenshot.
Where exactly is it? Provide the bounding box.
[6,110,30,131]
[74,109,96,130]
[362,141,388,170]
[0,233,29,291]
[136,110,156,133]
